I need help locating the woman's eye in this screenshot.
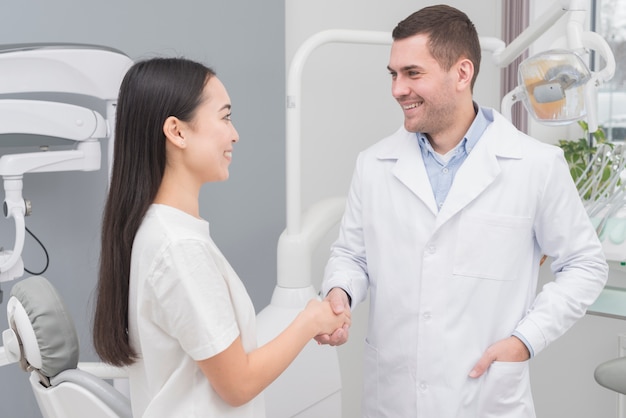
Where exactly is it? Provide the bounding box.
[224,113,232,121]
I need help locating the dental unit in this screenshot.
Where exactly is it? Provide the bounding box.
[0,44,133,418]
[0,44,132,285]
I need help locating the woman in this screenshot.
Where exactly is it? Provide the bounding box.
[93,57,349,417]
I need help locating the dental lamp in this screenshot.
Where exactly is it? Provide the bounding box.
[485,0,616,130]
[517,50,591,123]
[257,1,614,417]
[0,44,133,283]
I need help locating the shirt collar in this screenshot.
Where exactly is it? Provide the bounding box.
[416,102,492,157]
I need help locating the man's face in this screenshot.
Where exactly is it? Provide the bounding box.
[387,34,459,136]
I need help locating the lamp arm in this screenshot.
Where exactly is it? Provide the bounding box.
[0,178,25,278]
[582,31,616,86]
[286,29,390,236]
[580,30,617,133]
[500,85,526,121]
[490,0,594,68]
[0,141,102,279]
[492,2,569,67]
[0,100,108,140]
[0,141,101,176]
[0,213,25,274]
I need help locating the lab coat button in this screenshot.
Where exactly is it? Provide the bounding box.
[427,245,436,254]
[419,382,428,391]
[423,312,432,321]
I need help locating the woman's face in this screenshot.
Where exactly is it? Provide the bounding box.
[182,76,239,183]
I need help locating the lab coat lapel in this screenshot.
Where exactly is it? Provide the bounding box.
[436,115,520,227]
[385,130,439,215]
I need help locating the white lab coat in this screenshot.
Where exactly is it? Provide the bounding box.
[323,109,608,418]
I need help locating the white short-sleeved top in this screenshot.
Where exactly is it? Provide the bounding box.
[127,204,265,417]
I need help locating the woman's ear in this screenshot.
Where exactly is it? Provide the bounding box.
[163,116,187,149]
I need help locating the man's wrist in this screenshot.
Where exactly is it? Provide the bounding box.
[511,332,533,359]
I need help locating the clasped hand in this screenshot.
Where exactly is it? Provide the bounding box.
[314,288,352,346]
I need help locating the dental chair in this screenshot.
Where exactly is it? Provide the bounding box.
[1,275,131,418]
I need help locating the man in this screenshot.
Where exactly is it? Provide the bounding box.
[315,5,608,417]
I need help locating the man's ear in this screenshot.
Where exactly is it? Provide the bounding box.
[163,116,187,149]
[456,58,474,92]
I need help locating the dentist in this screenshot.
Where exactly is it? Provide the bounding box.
[316,5,608,417]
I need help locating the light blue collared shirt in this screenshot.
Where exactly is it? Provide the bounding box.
[417,103,493,211]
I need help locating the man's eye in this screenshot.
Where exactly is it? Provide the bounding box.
[224,113,232,121]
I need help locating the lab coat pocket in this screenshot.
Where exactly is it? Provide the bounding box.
[478,360,535,418]
[453,212,532,280]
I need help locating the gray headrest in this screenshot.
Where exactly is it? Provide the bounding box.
[10,276,79,378]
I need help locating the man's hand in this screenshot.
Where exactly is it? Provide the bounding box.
[313,287,351,346]
[468,336,531,378]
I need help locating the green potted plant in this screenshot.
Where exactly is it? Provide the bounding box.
[558,120,615,200]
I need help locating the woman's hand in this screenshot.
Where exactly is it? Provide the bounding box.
[302,297,351,337]
[313,287,352,346]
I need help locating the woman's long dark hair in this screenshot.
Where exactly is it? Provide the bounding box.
[93,58,215,366]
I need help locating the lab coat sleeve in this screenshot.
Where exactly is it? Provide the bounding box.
[514,147,608,356]
[322,152,370,307]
